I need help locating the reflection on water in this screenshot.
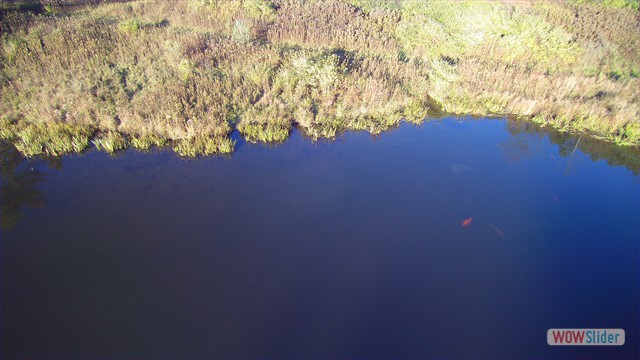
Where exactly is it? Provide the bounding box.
[1,118,638,359]
[1,118,639,231]
[502,119,640,174]
[500,120,545,161]
[0,142,58,230]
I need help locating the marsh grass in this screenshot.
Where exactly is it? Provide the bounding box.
[130,133,167,150]
[11,122,92,157]
[173,135,235,157]
[0,0,638,157]
[238,104,292,143]
[92,131,127,153]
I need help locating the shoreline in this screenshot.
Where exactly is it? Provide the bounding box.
[2,117,639,176]
[2,107,639,158]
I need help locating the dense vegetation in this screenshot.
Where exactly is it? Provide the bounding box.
[1,0,639,156]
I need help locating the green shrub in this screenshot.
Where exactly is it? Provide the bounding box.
[243,0,276,20]
[118,19,141,33]
[231,19,252,44]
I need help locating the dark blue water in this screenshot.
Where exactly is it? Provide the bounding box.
[2,118,639,359]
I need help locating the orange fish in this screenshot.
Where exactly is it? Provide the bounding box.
[461,216,474,227]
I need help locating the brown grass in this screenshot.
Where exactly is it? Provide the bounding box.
[0,0,638,157]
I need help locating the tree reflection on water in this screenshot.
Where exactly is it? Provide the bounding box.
[0,141,59,230]
[502,119,640,175]
[500,120,545,162]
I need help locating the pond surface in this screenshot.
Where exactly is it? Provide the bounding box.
[2,118,639,359]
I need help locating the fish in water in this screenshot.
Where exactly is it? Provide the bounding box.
[461,216,474,227]
[489,223,505,238]
[551,192,560,202]
[451,163,472,174]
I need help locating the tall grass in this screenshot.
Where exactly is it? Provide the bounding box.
[0,0,638,157]
[394,0,639,144]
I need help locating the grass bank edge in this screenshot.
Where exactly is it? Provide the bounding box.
[1,108,638,159]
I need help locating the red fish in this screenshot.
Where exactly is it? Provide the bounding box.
[461,216,474,227]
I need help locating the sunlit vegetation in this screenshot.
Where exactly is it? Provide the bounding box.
[0,0,638,157]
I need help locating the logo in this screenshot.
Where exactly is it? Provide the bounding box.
[548,329,625,346]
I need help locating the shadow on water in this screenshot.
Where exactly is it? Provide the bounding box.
[0,141,60,231]
[501,119,640,175]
